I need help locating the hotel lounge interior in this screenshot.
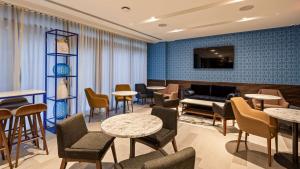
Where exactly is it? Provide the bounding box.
[0,0,300,169]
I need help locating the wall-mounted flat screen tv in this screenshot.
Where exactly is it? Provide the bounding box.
[194,46,234,68]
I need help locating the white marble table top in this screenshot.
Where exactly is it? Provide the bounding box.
[0,89,46,98]
[180,98,225,107]
[101,113,163,138]
[112,91,137,97]
[146,86,166,90]
[245,94,281,100]
[264,108,300,123]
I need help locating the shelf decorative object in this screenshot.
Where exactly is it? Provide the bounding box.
[52,63,70,76]
[45,29,78,133]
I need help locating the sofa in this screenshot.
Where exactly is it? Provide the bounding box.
[184,84,238,102]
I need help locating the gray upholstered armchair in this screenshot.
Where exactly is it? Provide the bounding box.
[56,114,117,169]
[154,92,179,112]
[114,147,195,169]
[131,107,178,158]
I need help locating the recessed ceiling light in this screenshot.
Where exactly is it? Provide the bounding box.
[225,0,244,5]
[121,6,131,12]
[239,5,254,11]
[218,55,223,57]
[276,12,280,16]
[143,16,159,23]
[210,49,216,52]
[158,23,167,27]
[237,17,260,22]
[214,52,219,55]
[168,29,185,33]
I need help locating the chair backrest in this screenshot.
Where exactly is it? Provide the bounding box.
[223,100,235,118]
[165,84,179,94]
[115,84,131,91]
[85,88,96,107]
[15,103,47,116]
[230,97,254,131]
[258,89,282,105]
[56,113,88,158]
[0,109,12,121]
[142,147,196,169]
[151,106,177,134]
[135,83,147,94]
[153,92,165,106]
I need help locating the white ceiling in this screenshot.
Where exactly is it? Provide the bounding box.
[3,0,300,43]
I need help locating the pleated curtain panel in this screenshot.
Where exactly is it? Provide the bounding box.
[0,4,147,113]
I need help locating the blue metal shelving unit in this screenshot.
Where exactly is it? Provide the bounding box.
[45,29,78,133]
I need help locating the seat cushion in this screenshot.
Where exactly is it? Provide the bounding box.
[116,150,164,169]
[137,128,176,147]
[116,96,133,101]
[65,131,114,160]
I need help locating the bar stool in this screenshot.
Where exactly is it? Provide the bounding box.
[10,103,49,167]
[0,109,13,169]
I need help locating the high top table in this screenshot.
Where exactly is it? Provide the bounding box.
[264,108,300,169]
[112,91,137,113]
[245,94,281,111]
[101,113,162,158]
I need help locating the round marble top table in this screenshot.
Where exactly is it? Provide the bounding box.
[146,86,166,90]
[101,113,163,158]
[245,94,281,111]
[264,108,300,168]
[112,91,137,113]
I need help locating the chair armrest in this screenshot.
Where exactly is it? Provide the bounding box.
[279,100,289,108]
[169,92,178,100]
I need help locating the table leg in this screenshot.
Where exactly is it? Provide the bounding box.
[129,138,135,158]
[274,122,299,169]
[32,95,35,104]
[292,123,298,165]
[123,96,126,114]
[260,100,264,111]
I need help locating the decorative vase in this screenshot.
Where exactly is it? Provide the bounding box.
[52,63,70,76]
[57,39,69,53]
[57,79,68,99]
[53,101,68,120]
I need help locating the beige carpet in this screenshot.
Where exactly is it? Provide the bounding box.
[0,104,297,169]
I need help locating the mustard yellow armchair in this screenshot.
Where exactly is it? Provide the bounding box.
[231,97,278,167]
[252,89,289,109]
[85,88,109,122]
[115,84,133,113]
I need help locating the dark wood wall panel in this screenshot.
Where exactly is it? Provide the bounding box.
[148,79,300,107]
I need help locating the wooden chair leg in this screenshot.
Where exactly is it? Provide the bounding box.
[111,142,118,163]
[172,138,178,152]
[27,115,39,148]
[130,138,135,158]
[212,113,216,126]
[106,107,109,119]
[33,115,40,149]
[15,116,24,167]
[236,130,242,152]
[8,116,13,151]
[0,125,13,169]
[275,134,278,154]
[223,119,227,136]
[96,160,102,169]
[10,116,19,151]
[267,138,272,167]
[131,101,133,112]
[126,101,129,111]
[232,120,235,127]
[37,114,49,154]
[245,132,248,150]
[115,101,118,114]
[60,158,67,169]
[89,108,92,122]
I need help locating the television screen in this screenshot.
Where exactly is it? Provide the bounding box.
[194,46,234,68]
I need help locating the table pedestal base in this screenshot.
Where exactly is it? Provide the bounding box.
[274,153,300,169]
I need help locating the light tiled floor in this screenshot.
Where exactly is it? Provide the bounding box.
[0,104,298,169]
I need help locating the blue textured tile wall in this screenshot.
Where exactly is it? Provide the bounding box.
[147,42,167,80]
[148,26,300,85]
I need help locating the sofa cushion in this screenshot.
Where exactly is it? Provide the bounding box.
[138,128,176,147]
[117,150,164,169]
[211,85,236,98]
[65,131,114,160]
[190,84,210,96]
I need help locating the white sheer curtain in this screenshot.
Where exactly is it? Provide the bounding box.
[0,4,147,114]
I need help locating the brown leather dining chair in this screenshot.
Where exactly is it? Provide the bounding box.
[231,97,278,167]
[0,109,13,169]
[115,84,133,113]
[252,89,289,109]
[159,84,179,100]
[85,88,110,122]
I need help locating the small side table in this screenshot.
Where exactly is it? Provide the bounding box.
[245,94,281,111]
[112,91,137,113]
